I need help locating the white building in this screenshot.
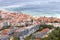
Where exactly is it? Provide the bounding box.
[46,23,60,27]
[14,24,39,39]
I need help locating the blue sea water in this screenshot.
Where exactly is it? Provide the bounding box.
[4,7,60,18]
[0,0,60,18]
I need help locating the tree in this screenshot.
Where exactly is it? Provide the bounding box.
[42,28,60,40]
[54,21,58,23]
[13,37,19,40]
[39,24,54,31]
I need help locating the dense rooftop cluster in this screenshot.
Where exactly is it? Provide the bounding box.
[0,10,38,28]
[0,10,60,40]
[0,10,40,40]
[38,17,60,23]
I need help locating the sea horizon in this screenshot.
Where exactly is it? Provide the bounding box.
[0,0,60,18]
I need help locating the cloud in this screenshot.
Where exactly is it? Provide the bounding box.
[2,0,60,13]
[0,0,60,17]
[2,0,50,8]
[2,4,26,8]
[0,0,60,7]
[1,0,60,11]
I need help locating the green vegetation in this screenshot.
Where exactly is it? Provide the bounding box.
[13,24,60,40]
[41,27,60,40]
[54,21,58,23]
[13,37,19,40]
[25,24,54,40]
[25,35,32,40]
[39,24,54,31]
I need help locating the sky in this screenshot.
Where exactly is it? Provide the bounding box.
[0,0,60,18]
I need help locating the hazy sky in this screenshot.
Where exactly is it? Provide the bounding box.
[0,0,60,17]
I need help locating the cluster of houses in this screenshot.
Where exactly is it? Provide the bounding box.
[0,10,34,29]
[0,10,59,40]
[14,24,39,40]
[31,28,54,40]
[45,23,60,27]
[0,29,14,40]
[0,10,40,40]
[0,24,40,40]
[37,17,60,23]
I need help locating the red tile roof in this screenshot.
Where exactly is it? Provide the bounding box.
[1,29,10,35]
[40,28,49,33]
